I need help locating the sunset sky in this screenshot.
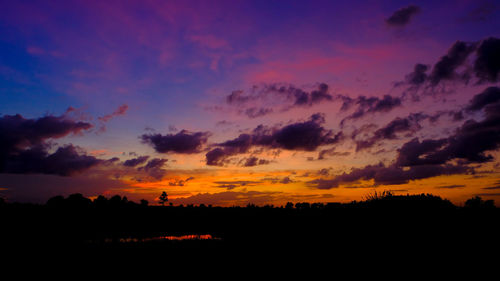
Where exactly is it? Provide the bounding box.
[1,0,500,206]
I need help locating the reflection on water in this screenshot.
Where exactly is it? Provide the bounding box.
[98,234,220,244]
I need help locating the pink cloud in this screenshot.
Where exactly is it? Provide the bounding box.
[244,56,357,85]
[89,149,109,157]
[98,104,129,123]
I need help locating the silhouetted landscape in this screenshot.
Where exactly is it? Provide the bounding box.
[2,191,499,261]
[3,1,500,271]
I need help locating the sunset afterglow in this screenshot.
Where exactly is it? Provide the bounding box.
[1,0,500,206]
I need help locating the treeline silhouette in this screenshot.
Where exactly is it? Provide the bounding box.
[1,191,499,259]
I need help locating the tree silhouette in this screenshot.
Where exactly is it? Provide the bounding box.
[46,195,65,207]
[66,193,91,208]
[93,195,108,208]
[465,196,495,209]
[159,191,168,206]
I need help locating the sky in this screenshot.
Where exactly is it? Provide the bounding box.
[1,0,500,206]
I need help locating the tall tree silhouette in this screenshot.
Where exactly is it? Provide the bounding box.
[159,191,168,206]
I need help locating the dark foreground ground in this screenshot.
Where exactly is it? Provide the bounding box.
[1,193,499,267]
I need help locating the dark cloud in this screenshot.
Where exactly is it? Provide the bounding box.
[214,184,238,190]
[219,133,254,152]
[474,37,500,83]
[259,83,333,107]
[271,114,341,150]
[42,145,101,176]
[405,64,429,86]
[142,158,168,170]
[280,177,293,184]
[308,86,500,189]
[3,144,102,176]
[466,86,500,111]
[213,180,260,186]
[243,107,273,119]
[483,185,500,190]
[405,109,462,124]
[397,91,500,166]
[350,123,378,139]
[355,113,427,151]
[205,114,342,166]
[396,138,449,166]
[205,133,256,166]
[260,176,295,184]
[226,90,249,105]
[401,37,499,88]
[362,95,402,113]
[141,129,210,154]
[318,147,350,160]
[385,5,421,27]
[169,177,195,186]
[426,110,465,123]
[318,168,332,176]
[224,83,334,118]
[308,162,471,189]
[451,110,465,122]
[242,157,270,167]
[123,156,150,167]
[0,113,99,176]
[429,41,476,86]
[135,158,168,180]
[0,114,92,154]
[318,148,335,160]
[206,148,230,166]
[105,157,120,164]
[213,180,261,190]
[436,184,466,189]
[94,155,171,183]
[340,95,402,126]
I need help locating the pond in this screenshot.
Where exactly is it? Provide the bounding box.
[95,234,221,244]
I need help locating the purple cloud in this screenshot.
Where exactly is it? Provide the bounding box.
[0,113,100,176]
[206,113,343,166]
[385,5,421,27]
[141,130,211,154]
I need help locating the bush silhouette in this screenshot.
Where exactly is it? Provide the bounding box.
[359,190,455,209]
[46,195,65,207]
[464,196,495,209]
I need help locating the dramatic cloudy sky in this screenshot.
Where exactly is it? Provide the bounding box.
[1,0,500,205]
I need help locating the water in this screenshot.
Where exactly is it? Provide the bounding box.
[98,234,220,244]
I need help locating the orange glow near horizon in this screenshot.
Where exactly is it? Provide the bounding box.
[105,167,500,207]
[1,1,500,208]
